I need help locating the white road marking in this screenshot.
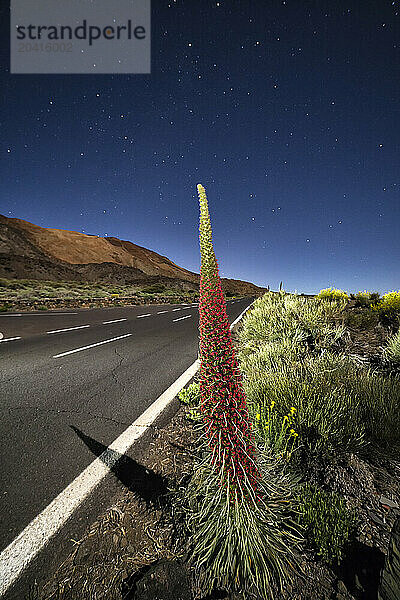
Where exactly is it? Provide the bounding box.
[47,325,90,334]
[0,358,201,596]
[102,318,127,324]
[0,314,22,317]
[157,310,168,314]
[230,302,253,328]
[0,336,21,343]
[0,332,3,339]
[137,313,151,318]
[173,315,192,322]
[172,308,181,311]
[53,334,132,358]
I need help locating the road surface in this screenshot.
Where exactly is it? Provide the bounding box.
[0,297,252,556]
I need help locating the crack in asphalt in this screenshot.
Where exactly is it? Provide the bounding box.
[110,346,128,400]
[8,348,133,427]
[7,405,174,433]
[8,406,131,427]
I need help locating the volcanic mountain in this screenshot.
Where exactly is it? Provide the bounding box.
[0,214,266,296]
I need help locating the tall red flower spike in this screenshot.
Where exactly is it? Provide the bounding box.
[197,184,260,495]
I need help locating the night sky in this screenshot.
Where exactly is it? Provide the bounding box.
[0,1,399,294]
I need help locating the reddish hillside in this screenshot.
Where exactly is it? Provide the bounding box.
[0,214,267,296]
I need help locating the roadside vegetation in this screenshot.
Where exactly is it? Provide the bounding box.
[179,287,400,598]
[0,277,202,310]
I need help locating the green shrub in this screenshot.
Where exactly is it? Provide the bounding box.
[255,398,299,461]
[178,382,200,405]
[240,292,400,463]
[141,284,166,294]
[372,291,400,324]
[317,288,349,302]
[248,348,400,459]
[352,290,380,307]
[178,382,201,420]
[385,329,400,363]
[296,483,357,565]
[6,280,26,290]
[352,370,400,447]
[344,309,379,330]
[240,292,346,354]
[246,352,366,462]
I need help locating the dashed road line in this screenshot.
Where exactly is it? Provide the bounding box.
[157,310,168,314]
[53,334,132,358]
[172,308,182,312]
[173,315,192,322]
[136,313,151,318]
[102,318,127,324]
[0,336,21,343]
[47,325,90,335]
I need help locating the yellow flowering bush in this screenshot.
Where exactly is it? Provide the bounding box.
[255,400,299,461]
[372,291,400,323]
[317,288,349,302]
[352,290,380,307]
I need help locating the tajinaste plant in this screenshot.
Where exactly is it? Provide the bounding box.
[197,182,260,498]
[185,184,303,598]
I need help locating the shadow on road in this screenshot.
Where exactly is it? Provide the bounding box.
[70,425,168,504]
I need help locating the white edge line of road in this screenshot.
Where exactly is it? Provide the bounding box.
[0,298,255,596]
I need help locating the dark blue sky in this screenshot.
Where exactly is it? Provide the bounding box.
[1,1,399,293]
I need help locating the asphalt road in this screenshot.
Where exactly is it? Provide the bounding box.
[0,297,252,554]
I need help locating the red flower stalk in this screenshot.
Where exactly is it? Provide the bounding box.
[197,184,260,494]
